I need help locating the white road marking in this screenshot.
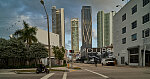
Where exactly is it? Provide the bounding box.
[40,73,55,79]
[62,72,67,79]
[85,69,109,79]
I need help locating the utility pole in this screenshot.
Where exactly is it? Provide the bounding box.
[40,0,51,69]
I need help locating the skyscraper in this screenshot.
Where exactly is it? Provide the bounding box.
[81,6,92,49]
[97,11,115,48]
[71,18,79,54]
[52,6,65,47]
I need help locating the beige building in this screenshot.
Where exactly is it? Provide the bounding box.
[71,18,79,54]
[52,6,65,48]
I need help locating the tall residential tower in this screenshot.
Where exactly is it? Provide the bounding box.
[71,18,79,54]
[52,6,65,47]
[97,11,115,48]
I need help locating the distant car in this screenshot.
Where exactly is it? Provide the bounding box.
[101,58,115,66]
[87,59,95,64]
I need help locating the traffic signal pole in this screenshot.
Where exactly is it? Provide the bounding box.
[69,50,74,68]
[71,53,73,68]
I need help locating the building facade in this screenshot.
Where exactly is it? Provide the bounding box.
[36,28,60,66]
[97,11,115,48]
[81,6,92,48]
[36,28,59,57]
[81,6,92,59]
[71,18,79,54]
[52,6,65,48]
[113,0,150,66]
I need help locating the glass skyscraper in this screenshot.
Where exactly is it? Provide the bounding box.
[97,11,115,48]
[81,6,92,49]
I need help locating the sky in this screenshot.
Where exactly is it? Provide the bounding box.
[0,0,126,50]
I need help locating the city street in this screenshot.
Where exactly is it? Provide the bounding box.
[0,63,150,79]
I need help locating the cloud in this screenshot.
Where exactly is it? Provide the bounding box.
[65,40,71,49]
[68,40,71,44]
[0,0,125,48]
[92,28,97,40]
[79,27,82,42]
[65,43,71,50]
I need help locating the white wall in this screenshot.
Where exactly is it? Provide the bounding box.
[113,0,150,66]
[36,28,59,47]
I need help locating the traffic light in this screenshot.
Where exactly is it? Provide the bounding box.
[69,50,74,53]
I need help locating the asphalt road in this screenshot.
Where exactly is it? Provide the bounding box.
[0,63,150,79]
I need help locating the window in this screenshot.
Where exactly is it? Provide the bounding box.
[122,13,126,21]
[129,48,139,63]
[145,29,150,37]
[132,5,137,14]
[142,28,150,38]
[132,21,137,29]
[131,33,137,41]
[130,55,139,63]
[97,48,100,52]
[143,0,149,7]
[122,38,126,44]
[143,13,149,24]
[142,30,145,38]
[121,57,125,64]
[122,27,126,34]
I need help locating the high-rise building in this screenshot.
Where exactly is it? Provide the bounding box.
[52,6,65,47]
[71,18,79,54]
[97,11,115,48]
[81,6,92,49]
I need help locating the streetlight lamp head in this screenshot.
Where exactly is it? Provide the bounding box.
[40,0,44,5]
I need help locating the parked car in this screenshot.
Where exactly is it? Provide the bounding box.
[101,58,115,66]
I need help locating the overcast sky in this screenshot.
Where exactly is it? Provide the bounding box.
[0,0,126,50]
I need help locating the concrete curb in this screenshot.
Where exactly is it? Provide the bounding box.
[15,71,36,74]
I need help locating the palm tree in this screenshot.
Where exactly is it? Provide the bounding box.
[14,21,38,46]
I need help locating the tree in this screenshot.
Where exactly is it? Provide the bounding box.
[13,21,38,46]
[29,42,48,65]
[0,38,8,58]
[0,38,28,68]
[29,42,48,58]
[52,46,65,65]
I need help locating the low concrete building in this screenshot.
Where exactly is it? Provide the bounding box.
[36,28,59,66]
[113,0,150,66]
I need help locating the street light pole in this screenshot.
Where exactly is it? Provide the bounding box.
[40,0,51,69]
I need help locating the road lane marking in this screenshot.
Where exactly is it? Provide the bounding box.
[85,69,109,79]
[62,72,67,79]
[40,73,55,79]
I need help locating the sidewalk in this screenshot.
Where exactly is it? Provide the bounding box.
[0,65,82,74]
[0,69,16,74]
